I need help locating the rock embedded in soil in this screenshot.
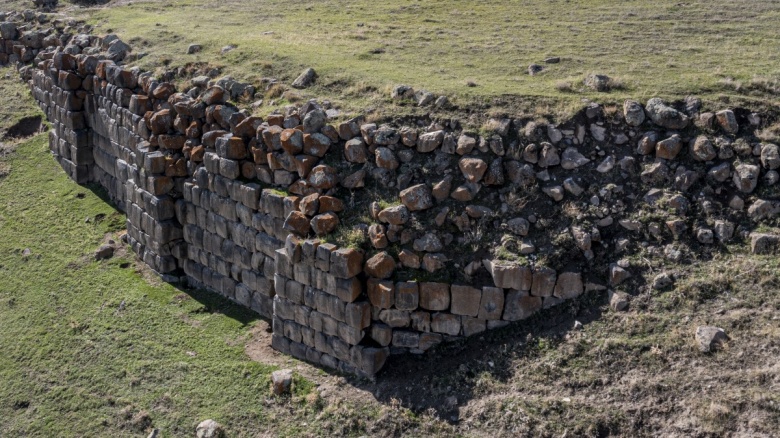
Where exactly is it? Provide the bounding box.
[715,109,739,134]
[196,419,225,438]
[695,326,728,353]
[760,143,780,169]
[95,244,114,260]
[652,272,674,290]
[689,135,716,161]
[585,73,610,91]
[609,291,629,311]
[528,64,544,75]
[560,147,590,169]
[271,369,293,395]
[750,233,780,254]
[459,157,488,183]
[291,67,317,89]
[391,84,414,100]
[656,134,683,160]
[416,130,444,153]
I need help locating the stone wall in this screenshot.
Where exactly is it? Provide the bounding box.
[4,11,780,377]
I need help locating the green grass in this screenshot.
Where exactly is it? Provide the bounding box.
[0,75,40,134]
[86,0,780,117]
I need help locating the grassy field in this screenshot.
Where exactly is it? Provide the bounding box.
[80,0,780,116]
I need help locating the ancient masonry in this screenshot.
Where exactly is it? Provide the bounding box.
[3,12,780,377]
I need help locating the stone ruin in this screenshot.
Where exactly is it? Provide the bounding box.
[2,10,780,377]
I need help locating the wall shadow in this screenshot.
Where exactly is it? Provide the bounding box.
[347,290,609,422]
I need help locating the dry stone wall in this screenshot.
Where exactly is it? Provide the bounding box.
[4,10,780,377]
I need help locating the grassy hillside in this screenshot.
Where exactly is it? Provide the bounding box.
[84,0,780,114]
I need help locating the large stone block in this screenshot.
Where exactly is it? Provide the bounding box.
[462,317,486,337]
[553,271,583,299]
[751,233,780,254]
[392,330,420,349]
[330,248,364,279]
[431,312,461,336]
[378,309,410,328]
[484,260,532,290]
[370,323,393,347]
[345,301,371,329]
[503,290,542,321]
[531,267,557,297]
[419,282,450,311]
[351,346,389,375]
[450,285,482,317]
[368,279,394,309]
[394,281,419,311]
[478,286,505,320]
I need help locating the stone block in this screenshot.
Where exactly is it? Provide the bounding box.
[330,248,363,279]
[431,313,461,336]
[335,277,362,303]
[484,260,532,290]
[345,301,371,329]
[378,309,410,328]
[531,267,557,297]
[419,282,450,311]
[368,278,394,309]
[751,233,780,254]
[553,271,583,299]
[503,290,542,321]
[394,281,419,311]
[462,317,486,336]
[315,242,336,271]
[418,332,443,351]
[392,330,420,349]
[478,286,505,320]
[352,346,389,375]
[410,311,431,332]
[283,320,303,343]
[450,285,482,317]
[338,322,364,345]
[370,323,393,347]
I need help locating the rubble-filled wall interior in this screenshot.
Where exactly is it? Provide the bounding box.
[3,10,780,377]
